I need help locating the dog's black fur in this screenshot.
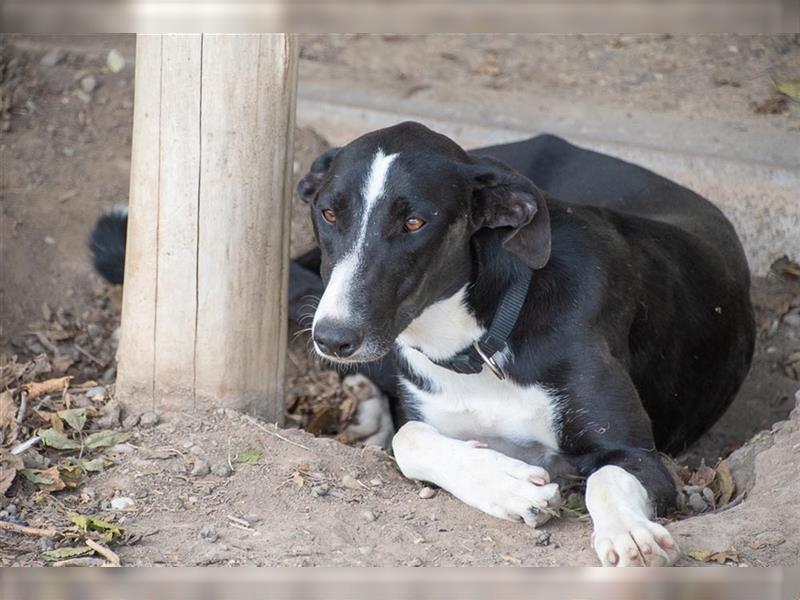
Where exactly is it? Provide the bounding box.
[92,123,755,517]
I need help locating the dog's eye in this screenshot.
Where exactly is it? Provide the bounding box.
[403,217,426,232]
[321,209,337,224]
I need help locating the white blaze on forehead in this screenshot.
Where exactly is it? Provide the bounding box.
[313,149,399,328]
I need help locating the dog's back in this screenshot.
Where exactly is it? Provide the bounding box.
[478,134,755,451]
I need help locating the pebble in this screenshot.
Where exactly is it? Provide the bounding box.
[361,510,377,523]
[535,531,552,547]
[86,385,106,401]
[418,486,437,499]
[122,414,140,429]
[211,462,232,478]
[139,411,159,427]
[199,525,219,543]
[40,48,66,67]
[108,443,136,454]
[111,496,136,511]
[36,537,55,552]
[783,313,800,328]
[80,75,97,93]
[358,546,372,556]
[406,557,423,567]
[107,49,126,73]
[190,460,210,477]
[189,445,204,456]
[311,484,330,497]
[44,236,56,245]
[5,503,18,515]
[75,89,91,104]
[369,478,382,487]
[341,475,362,490]
[688,492,708,513]
[242,514,261,525]
[62,147,75,158]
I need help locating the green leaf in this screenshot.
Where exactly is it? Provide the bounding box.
[57,408,87,432]
[235,448,263,464]
[70,514,124,540]
[84,430,131,449]
[38,428,81,450]
[43,546,93,560]
[80,457,111,472]
[775,78,800,104]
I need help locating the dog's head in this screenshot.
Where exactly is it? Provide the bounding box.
[298,121,550,363]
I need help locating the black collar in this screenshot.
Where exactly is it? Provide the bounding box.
[431,269,532,380]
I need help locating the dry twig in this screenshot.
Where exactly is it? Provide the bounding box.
[0,520,56,537]
[242,415,313,452]
[85,538,121,566]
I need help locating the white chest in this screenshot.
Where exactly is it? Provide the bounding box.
[398,346,562,450]
[396,285,562,450]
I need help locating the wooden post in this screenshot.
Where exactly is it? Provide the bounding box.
[116,34,298,423]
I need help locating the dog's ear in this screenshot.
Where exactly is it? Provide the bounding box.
[297,147,340,203]
[467,157,551,270]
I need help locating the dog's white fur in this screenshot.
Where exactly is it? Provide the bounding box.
[586,465,679,566]
[313,150,398,330]
[391,286,678,565]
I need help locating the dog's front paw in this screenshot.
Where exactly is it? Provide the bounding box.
[452,444,561,528]
[592,517,679,566]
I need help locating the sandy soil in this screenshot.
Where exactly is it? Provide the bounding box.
[1,34,799,567]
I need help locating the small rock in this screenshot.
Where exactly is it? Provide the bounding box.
[701,486,716,506]
[783,313,800,328]
[418,486,437,499]
[44,236,56,245]
[242,514,261,525]
[211,462,232,478]
[81,486,96,502]
[134,488,149,499]
[361,510,377,523]
[190,460,210,477]
[535,531,552,546]
[111,496,136,511]
[62,147,75,158]
[357,546,372,556]
[189,445,204,456]
[86,385,106,401]
[36,537,55,552]
[199,524,219,543]
[406,557,423,567]
[688,492,708,513]
[75,89,92,104]
[369,478,382,487]
[95,398,121,429]
[40,48,66,67]
[5,504,17,516]
[107,49,126,73]
[122,414,140,429]
[80,75,97,93]
[311,484,330,497]
[341,475,362,490]
[139,411,159,427]
[108,443,136,454]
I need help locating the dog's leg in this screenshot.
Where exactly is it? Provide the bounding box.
[585,457,680,567]
[392,421,561,527]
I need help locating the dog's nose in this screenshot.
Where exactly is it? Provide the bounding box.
[313,322,363,358]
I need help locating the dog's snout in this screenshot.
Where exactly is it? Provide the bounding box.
[313,321,364,359]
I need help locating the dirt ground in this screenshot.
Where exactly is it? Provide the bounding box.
[1,34,799,567]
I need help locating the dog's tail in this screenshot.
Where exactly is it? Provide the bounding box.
[89,206,128,285]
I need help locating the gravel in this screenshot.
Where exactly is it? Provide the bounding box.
[190,460,210,477]
[111,496,136,511]
[139,412,159,427]
[211,462,233,478]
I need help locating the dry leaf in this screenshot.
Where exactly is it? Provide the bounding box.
[688,461,716,487]
[0,451,24,495]
[23,376,71,401]
[58,408,87,432]
[0,390,17,445]
[84,430,130,449]
[715,460,736,506]
[290,471,305,487]
[22,466,66,492]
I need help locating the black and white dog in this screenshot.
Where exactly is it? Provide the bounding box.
[295,122,755,567]
[92,121,755,567]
